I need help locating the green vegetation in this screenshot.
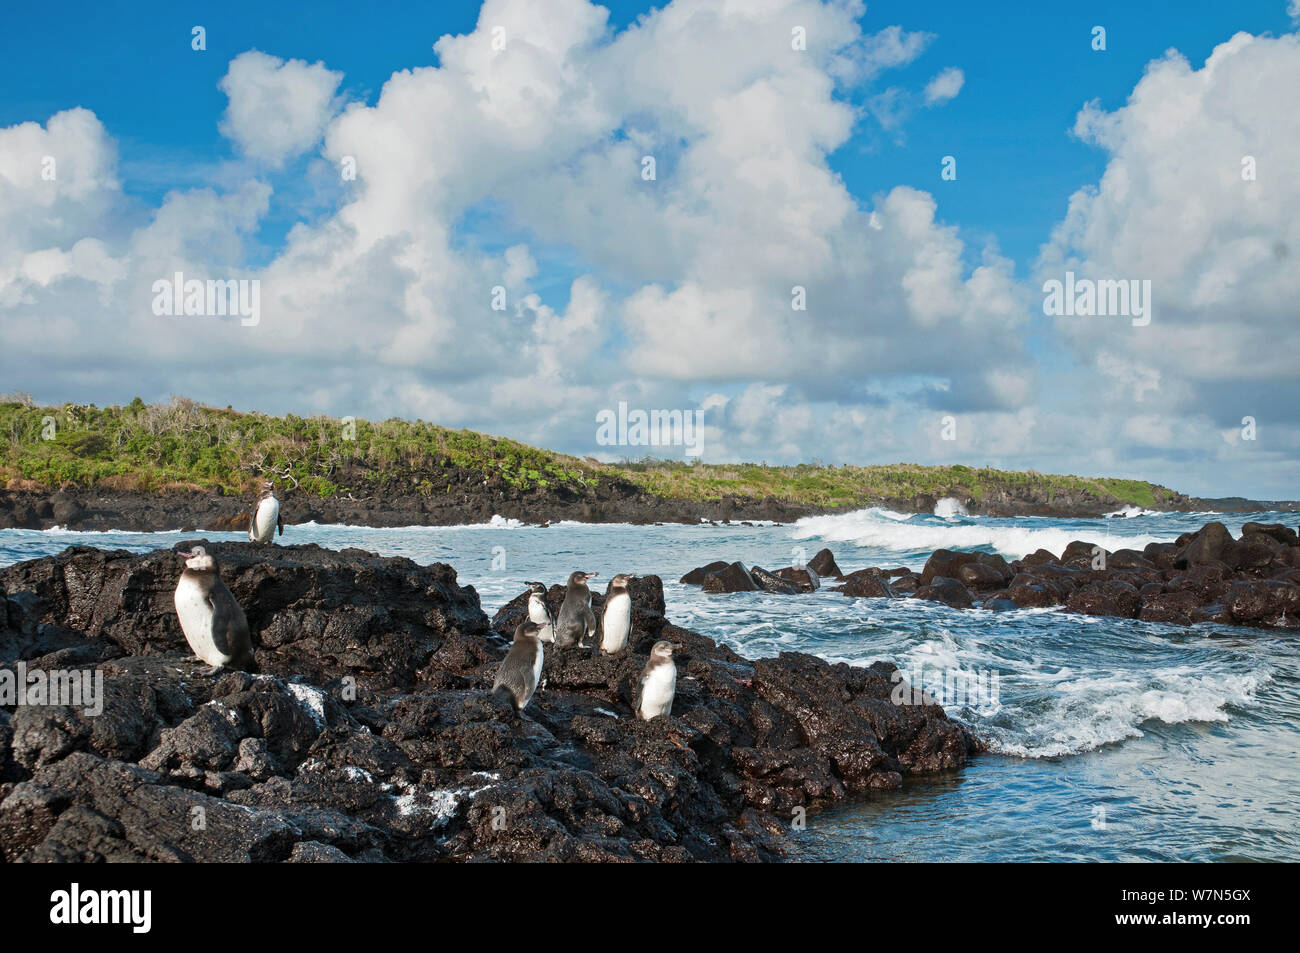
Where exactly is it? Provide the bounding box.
[0,396,599,497]
[0,396,1170,509]
[616,460,1163,509]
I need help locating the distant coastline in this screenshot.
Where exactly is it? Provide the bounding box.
[1,397,1294,533]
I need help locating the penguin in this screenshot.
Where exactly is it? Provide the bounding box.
[600,573,636,654]
[172,546,254,673]
[248,481,283,544]
[553,570,598,648]
[491,620,545,712]
[525,581,556,644]
[635,641,677,721]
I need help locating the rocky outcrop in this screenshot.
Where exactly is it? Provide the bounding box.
[807,548,843,579]
[0,543,979,863]
[0,485,828,535]
[4,479,1291,535]
[678,520,1300,630]
[701,562,761,594]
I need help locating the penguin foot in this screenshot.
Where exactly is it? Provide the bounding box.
[202,664,225,676]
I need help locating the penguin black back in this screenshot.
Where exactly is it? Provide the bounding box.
[491,620,545,714]
[554,570,598,648]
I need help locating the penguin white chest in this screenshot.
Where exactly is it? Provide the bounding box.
[251,496,279,542]
[530,645,544,696]
[601,594,631,651]
[528,596,555,642]
[174,577,232,666]
[640,662,676,719]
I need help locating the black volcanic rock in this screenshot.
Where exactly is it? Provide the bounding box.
[957,562,1008,589]
[1175,522,1238,569]
[1066,580,1141,618]
[1227,580,1300,625]
[1241,522,1298,546]
[751,567,800,594]
[1007,579,1060,608]
[1139,590,1202,625]
[0,543,979,863]
[774,567,820,592]
[838,572,895,599]
[920,550,980,585]
[807,549,842,579]
[701,562,760,594]
[681,561,729,585]
[666,520,1300,631]
[914,577,974,609]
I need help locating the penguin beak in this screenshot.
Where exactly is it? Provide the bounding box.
[585,572,599,580]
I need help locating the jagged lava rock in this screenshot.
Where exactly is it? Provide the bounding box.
[807,549,843,579]
[1,542,980,863]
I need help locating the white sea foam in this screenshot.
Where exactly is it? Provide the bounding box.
[934,497,968,518]
[1104,505,1170,518]
[981,670,1267,758]
[293,514,526,531]
[791,507,1171,560]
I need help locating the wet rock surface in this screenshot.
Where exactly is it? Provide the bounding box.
[1,542,979,862]
[679,520,1300,630]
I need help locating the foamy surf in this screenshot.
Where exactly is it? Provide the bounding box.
[791,506,1172,561]
[975,669,1268,758]
[1104,505,1171,518]
[934,497,968,518]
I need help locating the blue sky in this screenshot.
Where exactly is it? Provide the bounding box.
[4,0,1290,266]
[2,1,1298,497]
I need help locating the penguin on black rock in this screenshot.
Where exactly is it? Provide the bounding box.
[525,581,556,643]
[635,641,677,721]
[248,480,283,544]
[554,570,598,648]
[491,620,545,713]
[600,573,636,654]
[173,545,254,673]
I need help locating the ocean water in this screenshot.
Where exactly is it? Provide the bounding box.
[2,506,1297,862]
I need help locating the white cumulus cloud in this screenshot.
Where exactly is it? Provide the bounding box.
[218,51,343,167]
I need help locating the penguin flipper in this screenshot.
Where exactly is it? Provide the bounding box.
[208,585,252,669]
[277,515,283,536]
[633,669,649,719]
[208,593,234,658]
[492,649,529,707]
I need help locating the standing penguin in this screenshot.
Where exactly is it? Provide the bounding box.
[491,620,545,712]
[553,570,598,648]
[172,546,254,672]
[248,481,283,544]
[600,573,636,654]
[635,641,677,721]
[525,581,556,644]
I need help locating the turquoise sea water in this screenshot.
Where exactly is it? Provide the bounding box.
[3,506,1297,861]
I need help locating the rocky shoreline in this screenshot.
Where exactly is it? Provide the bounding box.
[0,542,978,862]
[683,520,1300,629]
[2,482,1293,533]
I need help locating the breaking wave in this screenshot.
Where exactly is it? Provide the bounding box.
[791,507,1172,563]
